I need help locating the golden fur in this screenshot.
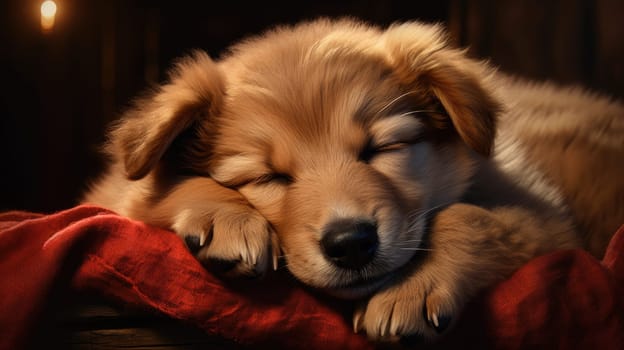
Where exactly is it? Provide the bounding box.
[83,18,624,342]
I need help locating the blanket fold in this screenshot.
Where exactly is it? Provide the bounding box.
[1,205,622,349]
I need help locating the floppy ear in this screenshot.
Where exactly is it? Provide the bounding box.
[109,51,224,180]
[383,22,500,157]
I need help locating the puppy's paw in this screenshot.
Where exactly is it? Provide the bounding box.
[173,204,278,278]
[353,272,460,343]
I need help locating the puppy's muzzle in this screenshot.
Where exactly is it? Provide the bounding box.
[321,219,379,269]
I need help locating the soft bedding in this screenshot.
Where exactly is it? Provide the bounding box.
[1,205,622,349]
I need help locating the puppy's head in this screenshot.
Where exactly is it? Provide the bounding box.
[208,19,499,297]
[114,19,499,298]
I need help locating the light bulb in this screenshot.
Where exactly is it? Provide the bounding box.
[41,1,57,32]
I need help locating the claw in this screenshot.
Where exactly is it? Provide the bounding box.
[434,315,451,333]
[431,313,439,328]
[428,311,451,333]
[272,251,279,271]
[353,309,363,333]
[271,231,280,271]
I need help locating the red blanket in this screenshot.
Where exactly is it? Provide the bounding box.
[1,205,623,349]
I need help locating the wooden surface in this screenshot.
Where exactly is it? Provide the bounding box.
[35,296,242,349]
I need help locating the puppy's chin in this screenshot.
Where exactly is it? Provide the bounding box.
[322,273,395,299]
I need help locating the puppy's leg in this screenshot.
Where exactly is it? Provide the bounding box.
[145,176,277,278]
[355,203,579,342]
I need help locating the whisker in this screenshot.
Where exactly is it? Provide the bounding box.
[407,207,431,221]
[394,241,425,247]
[407,202,453,222]
[398,247,435,252]
[417,203,450,216]
[376,88,450,117]
[376,91,415,116]
[398,110,448,118]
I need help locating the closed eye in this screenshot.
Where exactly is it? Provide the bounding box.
[253,172,293,186]
[359,137,423,163]
[375,142,411,153]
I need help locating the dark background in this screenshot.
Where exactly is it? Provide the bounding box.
[1,0,623,213]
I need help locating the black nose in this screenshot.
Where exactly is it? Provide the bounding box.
[321,219,379,269]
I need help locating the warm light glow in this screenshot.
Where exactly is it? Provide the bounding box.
[41,1,57,17]
[40,1,57,32]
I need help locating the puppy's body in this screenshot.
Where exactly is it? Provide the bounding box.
[492,78,623,256]
[84,19,623,341]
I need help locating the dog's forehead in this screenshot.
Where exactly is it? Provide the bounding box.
[210,26,431,181]
[215,64,409,155]
[223,46,411,127]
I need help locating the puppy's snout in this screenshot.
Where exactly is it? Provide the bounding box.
[321,219,379,269]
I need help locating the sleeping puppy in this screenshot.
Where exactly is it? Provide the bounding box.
[83,18,624,342]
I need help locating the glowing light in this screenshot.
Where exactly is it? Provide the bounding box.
[41,1,57,17]
[40,1,57,32]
